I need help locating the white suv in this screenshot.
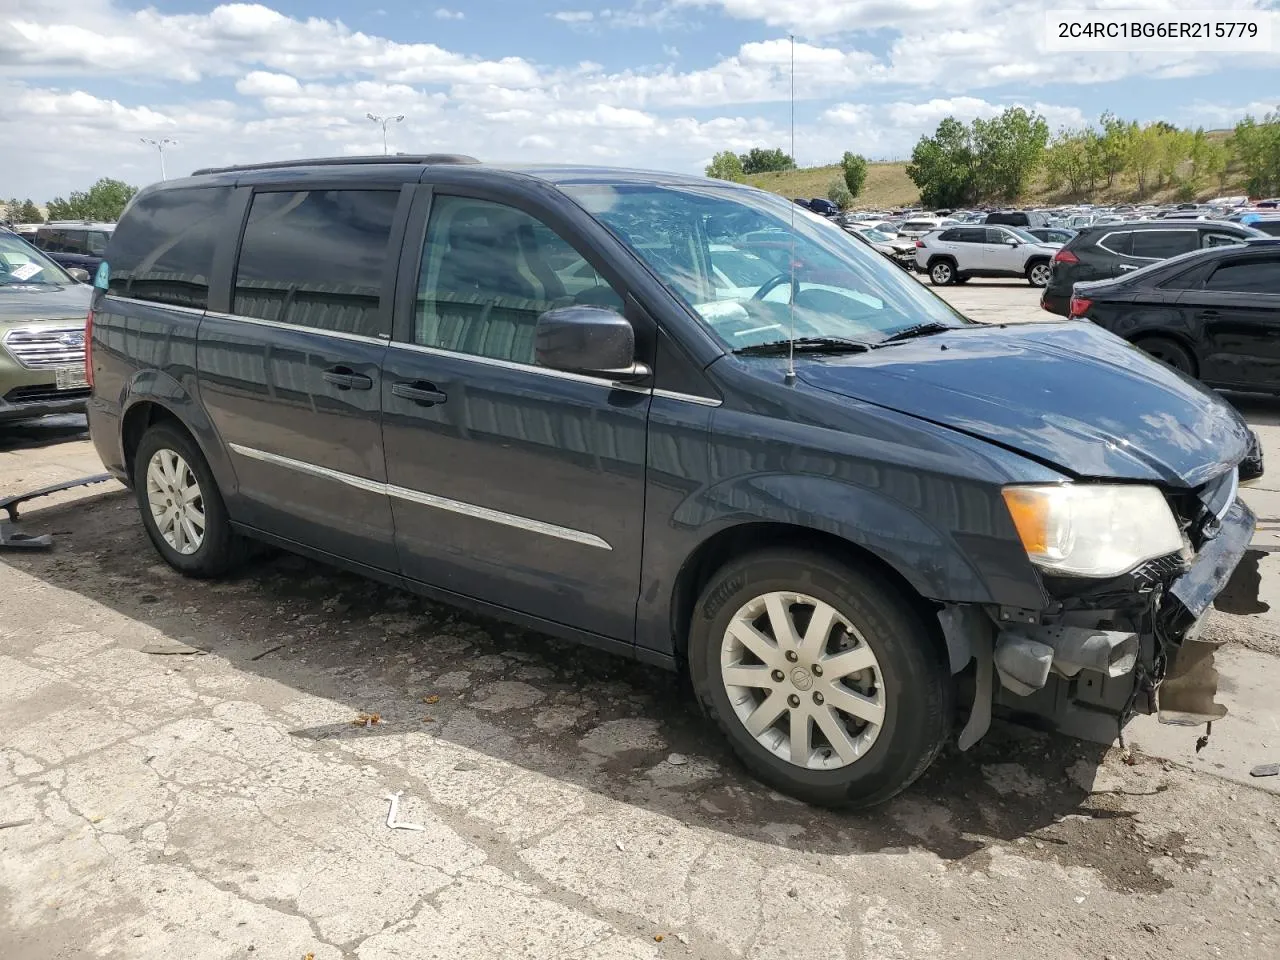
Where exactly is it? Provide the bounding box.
[914,225,1060,287]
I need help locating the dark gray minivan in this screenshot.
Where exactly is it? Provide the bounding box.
[87,156,1260,807]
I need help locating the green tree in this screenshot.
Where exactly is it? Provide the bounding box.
[1044,128,1100,198]
[970,107,1049,201]
[840,152,868,197]
[1097,111,1134,187]
[827,178,854,210]
[906,117,977,208]
[1155,127,1192,190]
[705,150,744,181]
[1125,124,1163,197]
[15,199,43,222]
[45,178,138,222]
[737,147,795,174]
[1230,112,1280,196]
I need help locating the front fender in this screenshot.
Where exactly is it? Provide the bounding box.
[677,472,1043,609]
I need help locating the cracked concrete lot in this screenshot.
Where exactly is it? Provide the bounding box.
[4,372,1280,959]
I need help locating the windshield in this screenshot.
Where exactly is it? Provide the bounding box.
[563,183,969,349]
[0,231,72,286]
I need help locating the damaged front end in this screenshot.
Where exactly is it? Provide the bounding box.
[943,468,1259,750]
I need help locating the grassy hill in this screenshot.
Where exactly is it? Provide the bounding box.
[742,132,1252,210]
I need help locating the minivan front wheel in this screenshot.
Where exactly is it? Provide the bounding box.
[929,260,955,285]
[134,424,242,578]
[689,549,952,808]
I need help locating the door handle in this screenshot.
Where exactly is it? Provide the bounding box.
[1117,264,1138,272]
[392,381,448,406]
[323,366,373,391]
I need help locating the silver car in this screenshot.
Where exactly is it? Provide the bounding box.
[913,224,1060,287]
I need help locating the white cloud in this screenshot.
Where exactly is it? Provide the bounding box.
[552,11,594,23]
[434,8,465,19]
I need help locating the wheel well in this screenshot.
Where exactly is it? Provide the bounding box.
[1130,333,1200,377]
[669,522,943,665]
[1025,256,1050,271]
[121,402,187,482]
[927,255,956,269]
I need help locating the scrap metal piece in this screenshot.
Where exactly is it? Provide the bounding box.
[0,473,112,550]
[1158,637,1229,726]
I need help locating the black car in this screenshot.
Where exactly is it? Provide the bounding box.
[1041,219,1267,316]
[984,210,1050,228]
[88,155,1258,808]
[807,198,840,217]
[1070,238,1280,389]
[30,222,114,275]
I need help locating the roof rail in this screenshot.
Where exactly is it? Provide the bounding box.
[191,154,481,176]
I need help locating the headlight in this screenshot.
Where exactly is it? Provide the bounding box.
[1002,484,1183,578]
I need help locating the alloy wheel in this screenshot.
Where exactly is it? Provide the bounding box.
[930,262,952,284]
[1029,263,1051,286]
[719,591,885,770]
[145,448,206,555]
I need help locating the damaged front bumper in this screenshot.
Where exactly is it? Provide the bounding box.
[944,498,1257,748]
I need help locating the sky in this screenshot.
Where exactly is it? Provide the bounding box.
[1,0,1278,200]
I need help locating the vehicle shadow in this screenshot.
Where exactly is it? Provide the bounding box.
[1,491,1175,893]
[1227,392,1280,428]
[0,414,88,452]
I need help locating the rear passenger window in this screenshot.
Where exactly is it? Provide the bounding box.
[414,196,622,365]
[233,190,399,338]
[1130,230,1196,259]
[1205,257,1280,293]
[107,186,230,309]
[1098,231,1132,256]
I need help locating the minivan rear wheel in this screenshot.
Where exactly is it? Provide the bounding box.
[688,548,952,808]
[134,424,242,578]
[1134,336,1196,377]
[929,260,955,285]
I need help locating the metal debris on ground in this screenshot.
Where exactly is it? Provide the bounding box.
[353,712,382,727]
[384,791,425,831]
[1250,762,1280,778]
[141,641,206,656]
[422,695,440,704]
[666,753,688,766]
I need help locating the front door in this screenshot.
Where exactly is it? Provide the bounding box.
[381,189,651,641]
[1179,252,1280,387]
[982,227,1022,273]
[198,186,405,571]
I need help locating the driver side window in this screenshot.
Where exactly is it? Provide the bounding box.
[415,197,624,365]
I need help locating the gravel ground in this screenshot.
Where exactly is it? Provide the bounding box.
[3,288,1280,958]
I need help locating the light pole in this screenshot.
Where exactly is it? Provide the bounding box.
[366,113,404,155]
[140,137,177,181]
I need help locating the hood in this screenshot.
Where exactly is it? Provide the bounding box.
[0,282,92,325]
[796,321,1249,488]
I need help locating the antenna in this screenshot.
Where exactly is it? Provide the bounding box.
[785,33,797,385]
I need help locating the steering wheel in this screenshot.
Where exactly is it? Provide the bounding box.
[752,272,798,301]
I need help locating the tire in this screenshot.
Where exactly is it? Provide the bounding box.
[1134,336,1197,377]
[688,548,953,808]
[133,423,243,578]
[929,260,955,285]
[1026,260,1051,287]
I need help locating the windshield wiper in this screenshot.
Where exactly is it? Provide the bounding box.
[734,336,871,356]
[877,322,955,345]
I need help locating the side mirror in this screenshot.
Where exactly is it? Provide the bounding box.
[67,267,91,283]
[1007,239,1020,246]
[535,305,649,382]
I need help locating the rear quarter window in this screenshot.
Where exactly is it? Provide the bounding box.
[1096,231,1132,256]
[107,186,231,309]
